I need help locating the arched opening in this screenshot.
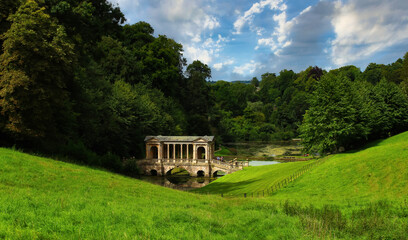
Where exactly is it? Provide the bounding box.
[166,167,190,184]
[197,147,206,159]
[213,170,226,177]
[166,167,190,176]
[197,170,205,177]
[150,146,158,159]
[150,169,158,176]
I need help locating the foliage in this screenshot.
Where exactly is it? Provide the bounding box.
[1,0,408,175]
[0,0,75,143]
[300,74,370,154]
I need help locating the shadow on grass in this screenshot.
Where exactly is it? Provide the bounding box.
[193,179,259,194]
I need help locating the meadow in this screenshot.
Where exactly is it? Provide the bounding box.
[1,131,408,239]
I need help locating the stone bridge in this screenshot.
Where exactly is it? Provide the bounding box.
[140,135,248,177]
[137,158,249,177]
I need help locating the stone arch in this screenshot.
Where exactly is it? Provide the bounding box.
[197,147,206,159]
[150,169,158,176]
[166,167,191,176]
[197,170,205,177]
[213,170,226,177]
[150,146,158,159]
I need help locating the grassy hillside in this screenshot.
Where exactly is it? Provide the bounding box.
[202,131,408,205]
[1,131,408,239]
[0,148,303,239]
[195,160,312,196]
[273,131,408,204]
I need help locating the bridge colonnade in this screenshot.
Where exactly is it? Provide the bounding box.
[142,136,243,177]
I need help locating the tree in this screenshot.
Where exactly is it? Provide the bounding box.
[185,60,212,135]
[300,74,369,154]
[0,0,75,144]
[251,77,259,87]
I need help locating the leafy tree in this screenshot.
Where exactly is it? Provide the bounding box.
[329,65,361,81]
[372,78,408,137]
[141,35,187,98]
[95,36,140,84]
[184,60,212,135]
[294,66,324,92]
[0,0,22,53]
[251,77,259,87]
[122,22,155,50]
[300,74,369,154]
[0,0,75,144]
[401,52,408,96]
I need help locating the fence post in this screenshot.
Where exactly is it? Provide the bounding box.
[221,193,223,197]
[244,193,246,198]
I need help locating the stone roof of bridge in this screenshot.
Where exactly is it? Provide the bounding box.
[144,136,214,142]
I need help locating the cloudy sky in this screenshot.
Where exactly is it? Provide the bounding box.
[109,0,408,81]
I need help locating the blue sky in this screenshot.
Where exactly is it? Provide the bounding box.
[109,0,408,81]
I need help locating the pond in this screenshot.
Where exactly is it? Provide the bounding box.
[138,175,217,191]
[249,160,281,166]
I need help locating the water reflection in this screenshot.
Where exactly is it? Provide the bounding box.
[139,175,217,191]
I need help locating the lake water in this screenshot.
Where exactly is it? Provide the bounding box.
[139,161,281,190]
[139,175,217,191]
[249,160,281,166]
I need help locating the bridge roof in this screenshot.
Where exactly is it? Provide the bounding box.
[144,136,214,142]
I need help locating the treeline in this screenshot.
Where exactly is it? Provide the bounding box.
[0,0,212,173]
[214,58,408,154]
[1,0,408,172]
[210,67,322,142]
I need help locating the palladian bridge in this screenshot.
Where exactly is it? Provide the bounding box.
[137,136,248,177]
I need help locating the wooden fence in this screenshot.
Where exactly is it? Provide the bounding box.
[199,158,327,198]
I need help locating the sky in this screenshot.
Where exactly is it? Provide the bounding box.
[109,0,408,81]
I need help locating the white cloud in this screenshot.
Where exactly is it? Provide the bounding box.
[233,0,284,34]
[213,59,235,71]
[255,3,310,55]
[115,0,223,65]
[184,34,229,64]
[330,0,408,66]
[233,60,263,75]
[184,46,213,64]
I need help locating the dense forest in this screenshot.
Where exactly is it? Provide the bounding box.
[1,0,408,173]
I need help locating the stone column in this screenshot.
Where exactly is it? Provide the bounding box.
[167,144,169,160]
[158,143,162,160]
[146,144,149,159]
[187,144,189,160]
[173,144,176,160]
[205,145,208,163]
[193,144,197,161]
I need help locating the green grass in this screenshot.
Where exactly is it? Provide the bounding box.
[201,131,408,205]
[273,131,408,205]
[0,148,304,239]
[214,145,233,157]
[195,161,312,196]
[1,131,408,239]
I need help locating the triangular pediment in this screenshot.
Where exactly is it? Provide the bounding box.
[193,138,207,142]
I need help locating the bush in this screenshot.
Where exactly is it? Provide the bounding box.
[60,141,99,165]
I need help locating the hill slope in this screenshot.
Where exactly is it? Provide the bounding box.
[195,160,312,196]
[200,131,408,204]
[274,131,408,204]
[0,148,302,239]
